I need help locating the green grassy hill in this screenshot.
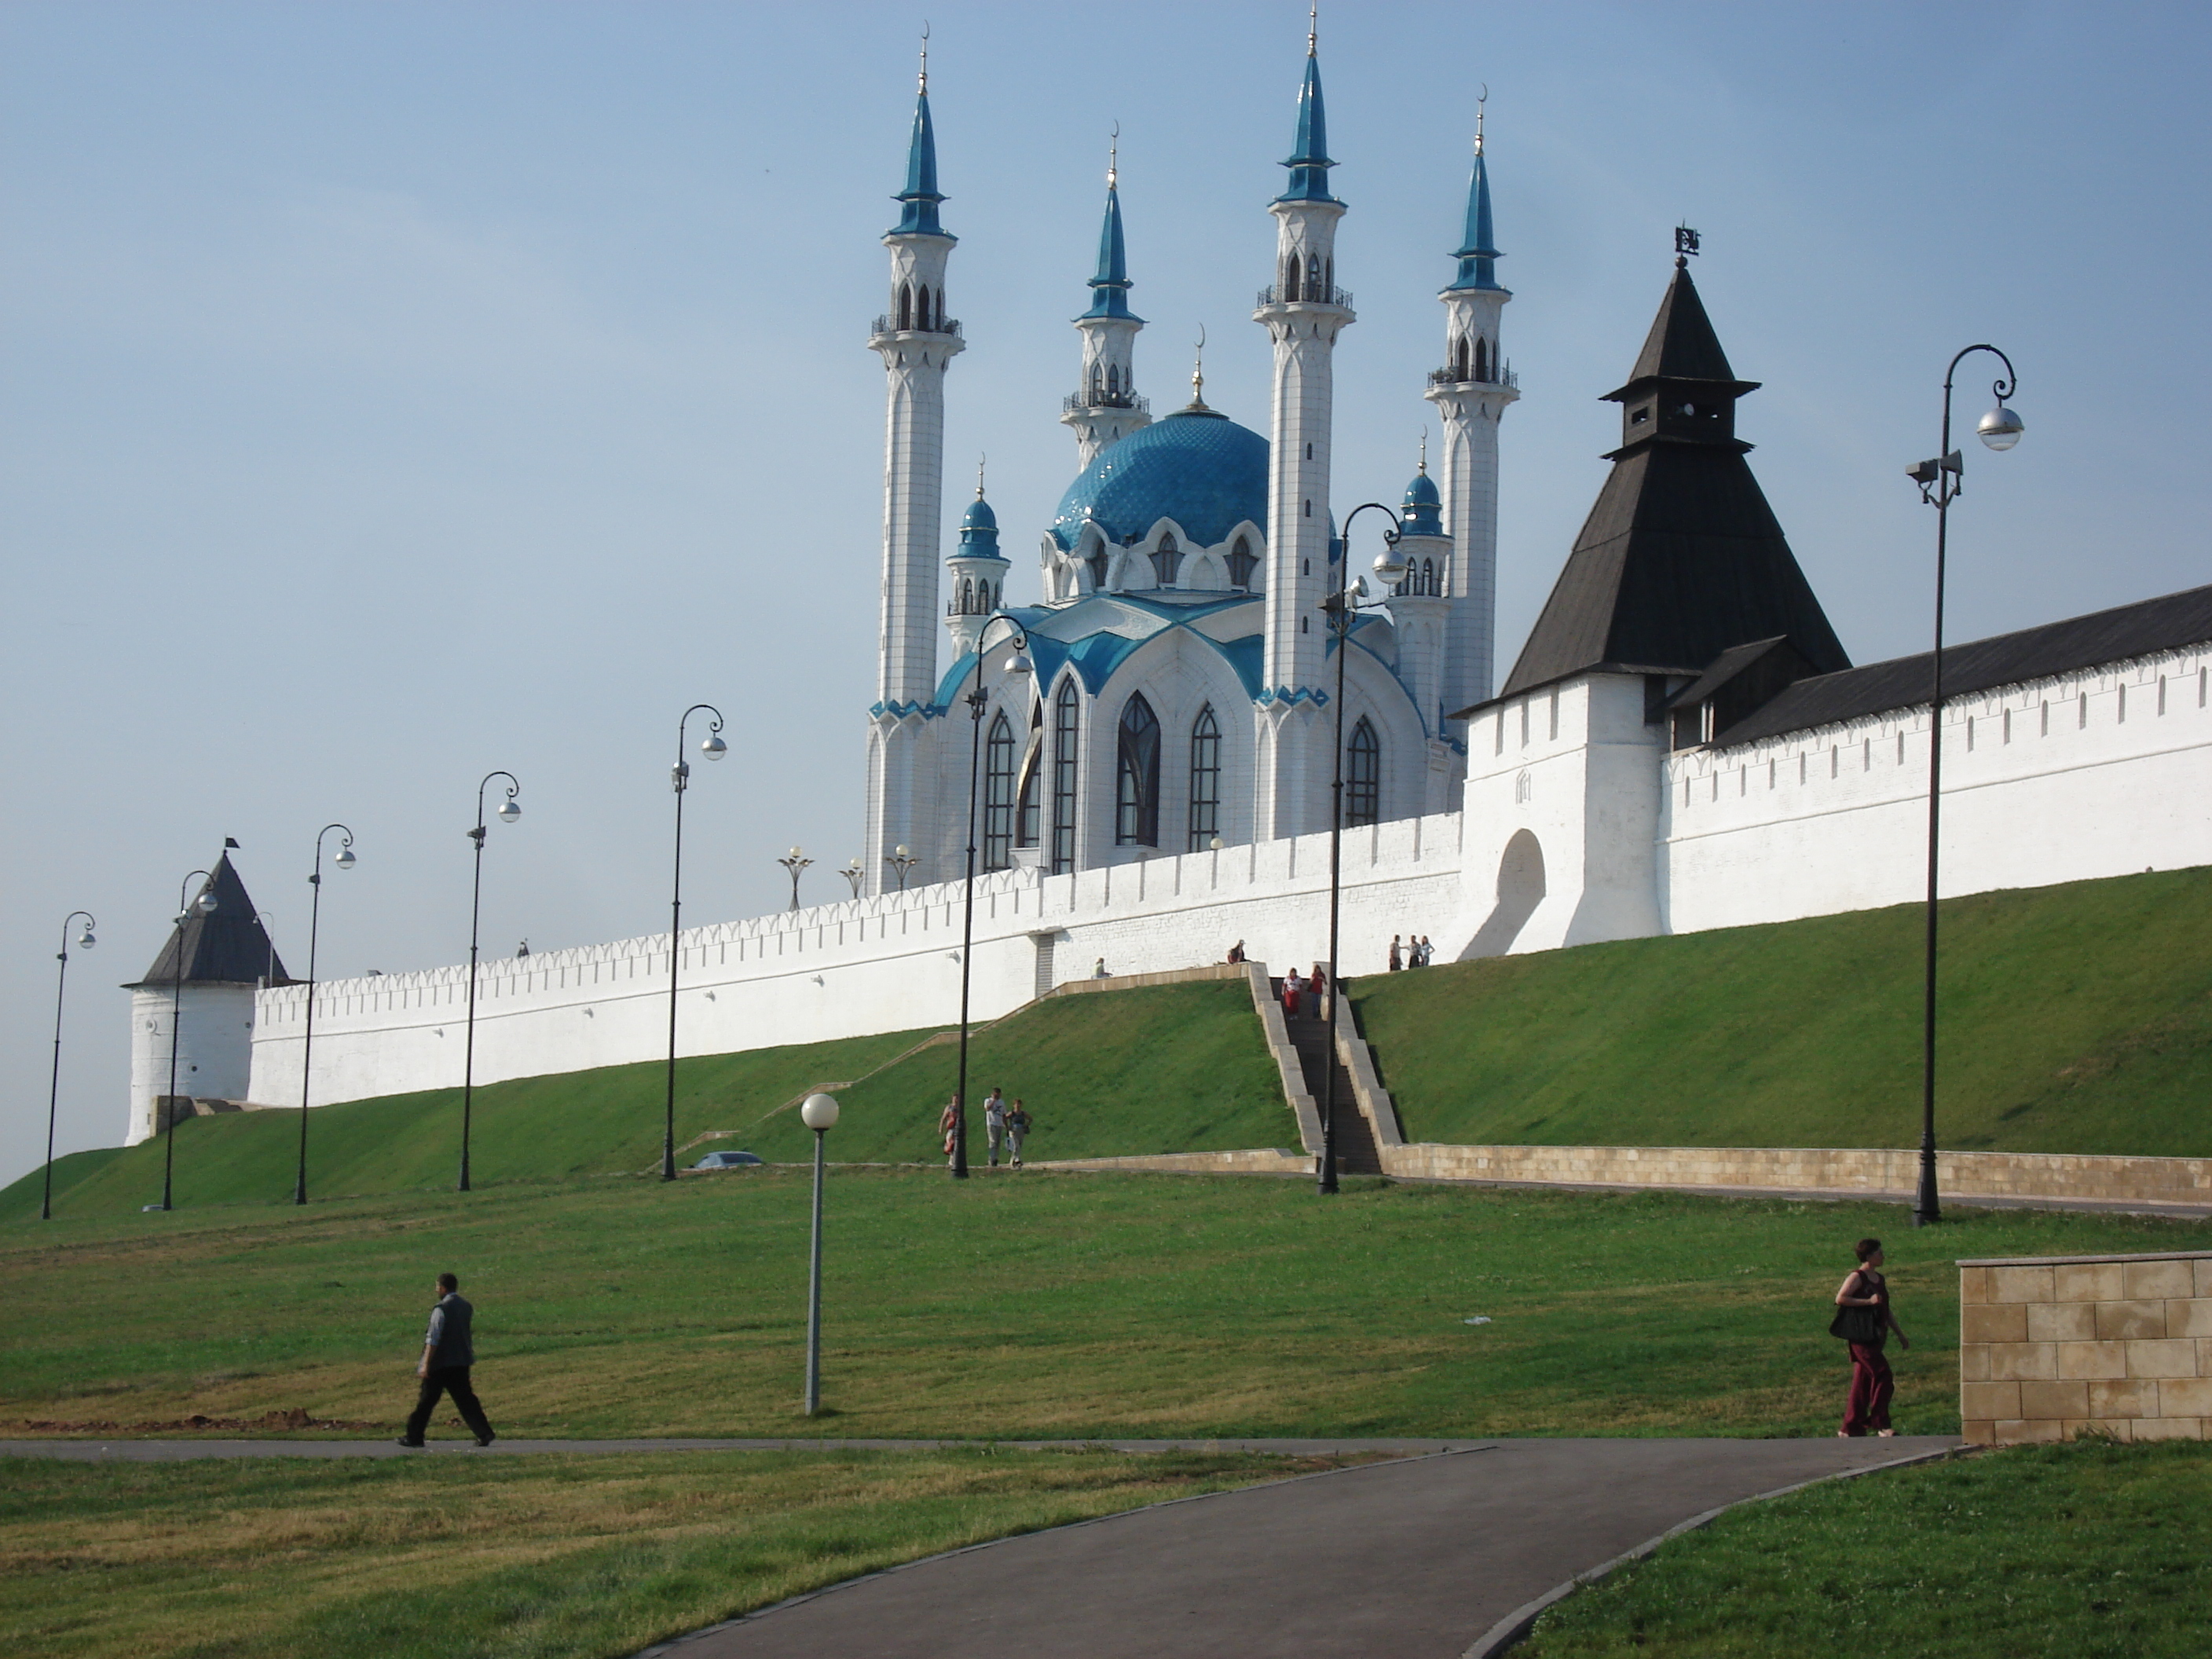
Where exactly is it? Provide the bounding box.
[5,979,1290,1221]
[1352,866,2212,1159]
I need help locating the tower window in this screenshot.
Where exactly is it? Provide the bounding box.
[1187,705,1221,851]
[1308,254,1321,294]
[1474,338,1489,381]
[983,712,1016,871]
[1116,693,1160,847]
[1283,255,1301,302]
[1107,363,1120,397]
[1149,533,1181,588]
[1086,544,1110,591]
[1051,679,1080,874]
[1227,536,1258,591]
[1304,500,1311,518]
[1346,719,1380,827]
[1016,702,1042,846]
[897,284,912,331]
[1306,442,1313,460]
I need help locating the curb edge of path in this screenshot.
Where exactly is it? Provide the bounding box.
[627,1443,1499,1659]
[1458,1441,1968,1659]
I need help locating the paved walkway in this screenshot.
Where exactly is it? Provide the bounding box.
[638,1436,1955,1659]
[0,1436,1489,1462]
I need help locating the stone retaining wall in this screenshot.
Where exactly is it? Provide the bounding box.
[1378,1143,2212,1207]
[1958,1252,2212,1444]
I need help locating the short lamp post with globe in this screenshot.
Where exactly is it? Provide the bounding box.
[159,871,218,1213]
[800,1091,841,1415]
[1903,348,2023,1228]
[41,910,97,1221]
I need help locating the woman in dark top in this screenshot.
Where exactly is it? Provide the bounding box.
[1835,1236,1911,1436]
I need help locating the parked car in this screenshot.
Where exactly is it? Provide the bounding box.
[692,1150,764,1170]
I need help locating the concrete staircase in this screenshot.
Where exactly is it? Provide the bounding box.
[1271,980,1382,1175]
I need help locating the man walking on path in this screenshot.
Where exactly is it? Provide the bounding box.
[398,1273,495,1448]
[1005,1099,1032,1167]
[983,1090,1009,1167]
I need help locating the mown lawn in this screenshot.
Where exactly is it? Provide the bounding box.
[0,1446,1326,1659]
[1520,1439,2212,1658]
[4,1170,2206,1440]
[1353,866,2212,1158]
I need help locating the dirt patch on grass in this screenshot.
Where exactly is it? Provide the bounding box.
[9,1408,379,1436]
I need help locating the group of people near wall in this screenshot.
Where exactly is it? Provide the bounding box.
[939,1089,1034,1169]
[1387,935,1436,970]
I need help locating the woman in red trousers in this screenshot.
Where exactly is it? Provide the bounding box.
[1835,1237,1910,1436]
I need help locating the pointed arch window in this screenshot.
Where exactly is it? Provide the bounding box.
[1085,542,1110,591]
[1346,718,1381,828]
[1423,558,1437,596]
[1116,693,1160,847]
[1187,705,1221,851]
[898,284,912,331]
[983,712,1016,871]
[1307,254,1322,295]
[1474,336,1490,382]
[1016,701,1042,847]
[1149,533,1181,588]
[1051,679,1080,873]
[1107,363,1120,397]
[1283,255,1301,302]
[1227,535,1258,591]
[1453,335,1470,378]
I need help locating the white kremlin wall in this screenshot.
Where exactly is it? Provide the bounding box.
[244,643,2212,1115]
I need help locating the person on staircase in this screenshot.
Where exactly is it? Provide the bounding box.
[1282,967,1303,1019]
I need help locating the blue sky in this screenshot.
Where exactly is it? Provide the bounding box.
[5,1,2207,1188]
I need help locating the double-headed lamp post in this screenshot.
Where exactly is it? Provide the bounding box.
[664,705,729,1181]
[1317,504,1409,1197]
[800,1090,840,1415]
[294,825,357,1206]
[41,911,97,1221]
[951,617,1033,1181]
[160,871,218,1212]
[1906,347,2023,1228]
[460,771,522,1193]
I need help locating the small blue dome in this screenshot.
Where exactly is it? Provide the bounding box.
[1400,467,1445,537]
[1050,409,1269,551]
[954,489,1003,560]
[961,493,998,532]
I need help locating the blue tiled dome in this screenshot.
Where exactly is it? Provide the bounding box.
[961,493,998,532]
[1403,468,1441,510]
[1049,410,1269,551]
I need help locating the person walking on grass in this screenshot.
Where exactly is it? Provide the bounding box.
[398,1273,495,1448]
[1005,1098,1033,1167]
[939,1096,961,1167]
[983,1089,1009,1167]
[1834,1237,1910,1437]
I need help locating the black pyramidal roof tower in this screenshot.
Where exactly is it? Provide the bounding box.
[126,851,290,989]
[1495,261,1848,700]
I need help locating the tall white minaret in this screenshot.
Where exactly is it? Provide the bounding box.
[1423,98,1518,713]
[1060,134,1150,468]
[866,47,965,893]
[1253,19,1353,840]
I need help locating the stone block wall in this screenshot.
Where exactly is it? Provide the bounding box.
[1959,1251,2212,1445]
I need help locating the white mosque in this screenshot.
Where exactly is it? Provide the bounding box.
[126,31,2208,1139]
[863,31,1512,892]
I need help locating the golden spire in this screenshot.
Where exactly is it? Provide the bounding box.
[1108,121,1119,189]
[976,453,987,499]
[1307,1,1317,56]
[1190,325,1207,409]
[918,20,929,92]
[1474,84,1487,156]
[1419,427,1429,474]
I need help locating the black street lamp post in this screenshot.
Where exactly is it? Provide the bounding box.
[838,858,866,899]
[800,1091,840,1414]
[1317,504,1408,1197]
[950,617,1032,1181]
[884,845,920,892]
[160,870,218,1212]
[777,848,813,912]
[664,705,728,1181]
[460,772,522,1192]
[294,825,357,1205]
[1906,347,2023,1228]
[41,911,96,1221]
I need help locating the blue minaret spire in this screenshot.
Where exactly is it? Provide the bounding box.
[891,35,950,238]
[1446,94,1501,291]
[1276,5,1339,205]
[1082,130,1141,320]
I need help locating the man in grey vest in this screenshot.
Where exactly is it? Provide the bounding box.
[397,1272,496,1447]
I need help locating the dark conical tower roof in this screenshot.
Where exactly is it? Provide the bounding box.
[1492,262,1848,701]
[127,851,289,988]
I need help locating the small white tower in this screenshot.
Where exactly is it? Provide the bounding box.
[944,463,1009,657]
[1060,136,1151,468]
[1388,445,1458,811]
[1253,20,1353,840]
[1423,98,1518,714]
[866,48,965,893]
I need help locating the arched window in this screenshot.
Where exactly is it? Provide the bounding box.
[1090,365,1104,402]
[1454,335,1470,378]
[1324,256,1334,295]
[1307,254,1322,295]
[1116,693,1160,846]
[1346,718,1381,828]
[1283,255,1301,301]
[1422,558,1437,595]
[1227,535,1258,591]
[1107,363,1120,397]
[1051,679,1080,873]
[1085,542,1110,591]
[958,578,973,614]
[1016,701,1042,847]
[1474,337,1490,382]
[898,284,912,331]
[983,712,1016,871]
[1187,705,1221,851]
[1149,533,1181,588]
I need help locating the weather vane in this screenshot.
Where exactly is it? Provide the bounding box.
[1675,224,1701,265]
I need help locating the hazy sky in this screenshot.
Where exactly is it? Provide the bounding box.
[5,2,2208,1189]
